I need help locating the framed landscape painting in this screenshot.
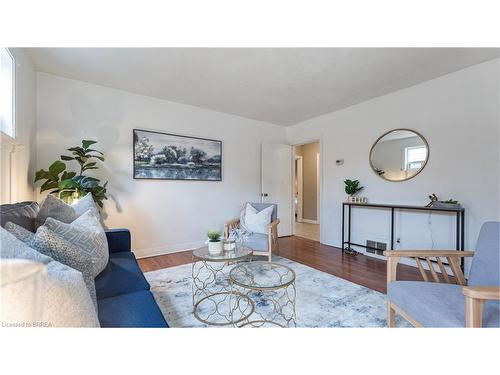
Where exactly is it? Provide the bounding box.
[133,129,222,181]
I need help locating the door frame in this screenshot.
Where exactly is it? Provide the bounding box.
[294,155,304,223]
[291,137,323,243]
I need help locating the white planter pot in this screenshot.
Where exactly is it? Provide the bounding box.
[208,241,223,255]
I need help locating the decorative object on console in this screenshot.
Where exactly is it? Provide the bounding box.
[133,129,222,181]
[34,140,108,208]
[433,198,462,209]
[425,194,462,209]
[425,193,439,207]
[370,128,429,182]
[344,179,365,203]
[207,230,223,254]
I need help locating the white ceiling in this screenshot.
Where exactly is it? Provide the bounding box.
[26,48,500,126]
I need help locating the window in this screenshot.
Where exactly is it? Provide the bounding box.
[404,145,427,170]
[0,48,15,138]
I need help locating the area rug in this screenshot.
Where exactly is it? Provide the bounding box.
[144,256,411,328]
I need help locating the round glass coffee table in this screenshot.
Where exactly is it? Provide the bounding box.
[191,246,254,326]
[229,261,297,327]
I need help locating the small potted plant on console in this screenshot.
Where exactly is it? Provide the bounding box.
[344,179,366,203]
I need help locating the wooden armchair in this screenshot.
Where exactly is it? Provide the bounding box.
[384,221,500,328]
[224,203,279,261]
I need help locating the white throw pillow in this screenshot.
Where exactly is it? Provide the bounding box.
[0,231,101,328]
[0,259,100,328]
[242,203,273,235]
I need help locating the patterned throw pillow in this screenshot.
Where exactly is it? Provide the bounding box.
[29,226,98,309]
[5,221,36,243]
[36,194,77,228]
[44,211,109,275]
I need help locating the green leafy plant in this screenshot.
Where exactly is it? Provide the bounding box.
[207,230,222,242]
[35,140,108,208]
[344,179,364,196]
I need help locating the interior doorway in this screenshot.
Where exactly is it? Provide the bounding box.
[293,141,320,242]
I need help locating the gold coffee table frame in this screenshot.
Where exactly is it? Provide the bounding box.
[192,246,255,326]
[229,261,297,328]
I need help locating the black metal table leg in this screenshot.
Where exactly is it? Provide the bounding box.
[341,203,345,256]
[390,208,395,250]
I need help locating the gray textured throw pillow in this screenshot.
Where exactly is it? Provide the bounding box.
[36,194,77,228]
[0,227,53,264]
[43,211,109,275]
[5,221,35,243]
[29,226,98,309]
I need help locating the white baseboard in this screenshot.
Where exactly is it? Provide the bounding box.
[301,219,319,224]
[134,240,206,259]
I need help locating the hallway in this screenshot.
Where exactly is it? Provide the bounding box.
[293,221,320,242]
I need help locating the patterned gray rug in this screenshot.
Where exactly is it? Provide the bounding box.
[144,256,410,328]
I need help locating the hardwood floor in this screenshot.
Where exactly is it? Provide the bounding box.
[138,235,429,293]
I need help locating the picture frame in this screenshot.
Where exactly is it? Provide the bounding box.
[133,129,222,181]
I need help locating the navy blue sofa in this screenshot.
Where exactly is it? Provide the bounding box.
[0,201,168,328]
[96,229,168,328]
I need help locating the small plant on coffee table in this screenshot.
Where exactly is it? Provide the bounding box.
[207,230,222,242]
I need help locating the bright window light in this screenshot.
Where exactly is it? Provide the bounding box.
[405,145,427,170]
[0,48,15,138]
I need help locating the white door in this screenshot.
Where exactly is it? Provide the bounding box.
[261,142,292,236]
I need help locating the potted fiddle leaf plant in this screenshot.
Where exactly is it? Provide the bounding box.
[344,179,364,203]
[34,140,108,207]
[207,230,223,255]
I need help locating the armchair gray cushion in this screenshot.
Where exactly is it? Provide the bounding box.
[468,221,500,287]
[244,233,269,252]
[388,221,500,327]
[388,281,500,327]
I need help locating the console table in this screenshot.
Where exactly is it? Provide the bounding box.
[341,202,465,270]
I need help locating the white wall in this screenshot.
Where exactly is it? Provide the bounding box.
[287,59,500,272]
[36,72,286,258]
[0,48,36,204]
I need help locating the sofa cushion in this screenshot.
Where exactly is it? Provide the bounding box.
[388,281,500,327]
[97,290,168,328]
[95,251,150,299]
[243,233,269,251]
[0,201,39,231]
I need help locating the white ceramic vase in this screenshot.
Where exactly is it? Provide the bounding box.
[208,241,223,255]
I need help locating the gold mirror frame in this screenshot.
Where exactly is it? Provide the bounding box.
[369,128,429,182]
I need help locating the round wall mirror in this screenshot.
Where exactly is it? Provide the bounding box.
[369,129,429,182]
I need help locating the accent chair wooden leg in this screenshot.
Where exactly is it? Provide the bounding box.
[387,300,396,328]
[465,296,485,327]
